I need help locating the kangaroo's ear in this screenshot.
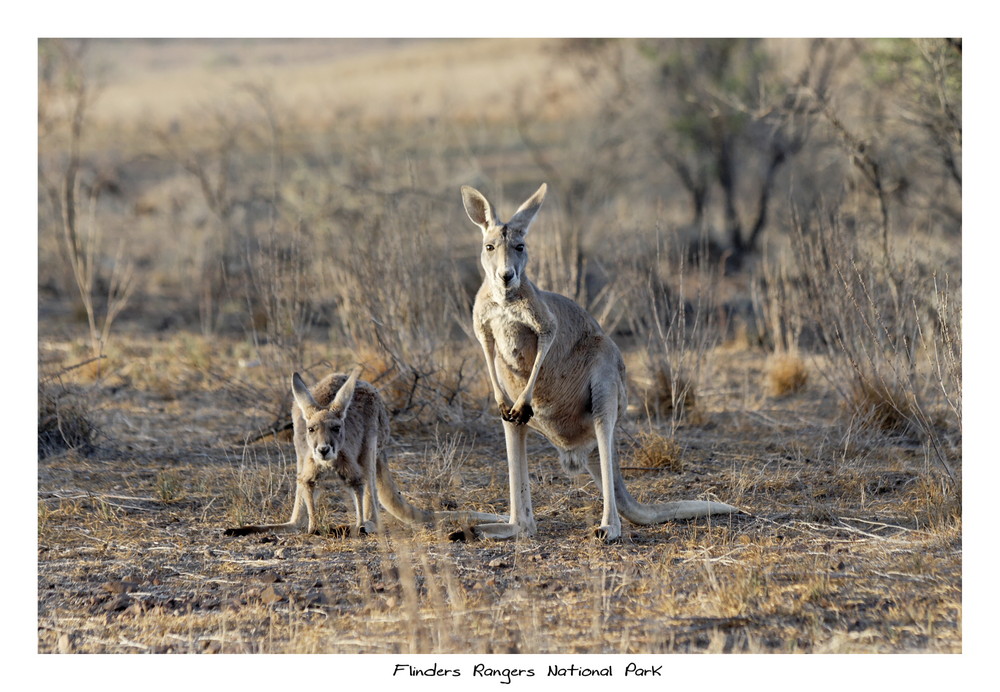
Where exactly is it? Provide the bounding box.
[461,185,499,232]
[507,183,547,234]
[330,367,361,415]
[291,372,320,415]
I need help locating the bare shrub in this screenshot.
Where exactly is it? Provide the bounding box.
[323,194,480,423]
[618,228,722,431]
[38,374,99,458]
[38,39,135,365]
[783,209,959,484]
[636,358,697,420]
[226,440,295,528]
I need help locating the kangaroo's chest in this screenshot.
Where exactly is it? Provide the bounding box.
[488,314,538,377]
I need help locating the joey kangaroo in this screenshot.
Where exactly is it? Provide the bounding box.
[224,370,506,537]
[459,183,738,542]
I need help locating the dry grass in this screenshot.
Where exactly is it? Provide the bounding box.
[37,333,961,655]
[845,376,918,435]
[632,357,699,422]
[765,353,808,398]
[627,431,684,473]
[38,376,99,458]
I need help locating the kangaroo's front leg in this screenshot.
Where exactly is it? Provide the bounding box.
[285,478,309,530]
[299,473,321,534]
[286,438,312,530]
[333,485,371,538]
[478,330,514,419]
[506,326,553,425]
[359,440,380,535]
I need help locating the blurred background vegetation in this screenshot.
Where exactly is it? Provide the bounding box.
[37,38,960,476]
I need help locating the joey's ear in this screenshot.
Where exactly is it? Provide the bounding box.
[291,372,320,415]
[461,185,498,231]
[507,183,547,234]
[330,367,361,415]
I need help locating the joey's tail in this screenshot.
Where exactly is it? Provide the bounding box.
[374,452,436,525]
[612,466,740,525]
[375,452,508,526]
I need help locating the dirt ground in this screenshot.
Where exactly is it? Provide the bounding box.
[37,329,961,655]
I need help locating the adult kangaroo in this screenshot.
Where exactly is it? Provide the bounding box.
[459,183,738,541]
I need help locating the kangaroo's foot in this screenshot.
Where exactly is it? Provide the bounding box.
[593,524,623,543]
[447,526,478,542]
[448,520,536,542]
[328,523,374,538]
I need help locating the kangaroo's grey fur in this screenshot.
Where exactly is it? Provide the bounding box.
[224,370,506,537]
[459,183,739,541]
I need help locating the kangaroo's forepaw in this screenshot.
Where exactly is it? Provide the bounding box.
[503,403,533,425]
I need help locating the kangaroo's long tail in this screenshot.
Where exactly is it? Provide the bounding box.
[613,466,740,525]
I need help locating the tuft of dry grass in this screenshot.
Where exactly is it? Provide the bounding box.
[628,430,684,472]
[765,352,808,397]
[846,376,917,434]
[38,378,98,458]
[637,360,698,420]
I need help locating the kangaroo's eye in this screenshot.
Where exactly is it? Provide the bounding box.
[307,426,316,434]
[485,244,495,252]
[515,244,525,252]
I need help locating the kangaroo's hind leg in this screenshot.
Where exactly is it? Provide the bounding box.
[453,419,536,540]
[585,377,623,542]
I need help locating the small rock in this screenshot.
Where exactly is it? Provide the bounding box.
[202,640,223,654]
[102,580,138,595]
[103,595,130,612]
[260,585,283,605]
[57,633,74,654]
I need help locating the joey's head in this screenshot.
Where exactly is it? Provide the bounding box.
[291,370,358,462]
[461,183,547,301]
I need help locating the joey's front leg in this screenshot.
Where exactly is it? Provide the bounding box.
[298,473,320,534]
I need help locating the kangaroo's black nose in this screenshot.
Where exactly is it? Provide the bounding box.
[317,445,331,457]
[501,269,515,284]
